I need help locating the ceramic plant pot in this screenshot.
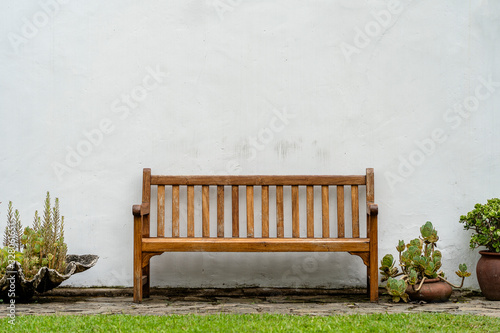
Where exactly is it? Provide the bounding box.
[406,278,452,302]
[477,251,500,301]
[0,254,98,302]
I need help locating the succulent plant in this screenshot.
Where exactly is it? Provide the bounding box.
[380,221,471,302]
[386,277,409,303]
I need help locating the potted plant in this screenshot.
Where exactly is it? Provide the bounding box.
[0,192,98,302]
[380,221,470,302]
[459,198,500,301]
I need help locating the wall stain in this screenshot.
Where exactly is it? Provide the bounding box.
[316,148,330,163]
[274,140,301,159]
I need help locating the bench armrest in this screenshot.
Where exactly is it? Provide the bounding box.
[132,203,150,217]
[367,202,378,216]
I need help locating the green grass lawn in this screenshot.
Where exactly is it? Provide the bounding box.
[1,313,499,333]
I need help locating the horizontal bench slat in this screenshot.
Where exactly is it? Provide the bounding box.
[151,175,366,186]
[142,238,369,252]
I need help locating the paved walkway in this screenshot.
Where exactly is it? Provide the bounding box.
[3,288,500,317]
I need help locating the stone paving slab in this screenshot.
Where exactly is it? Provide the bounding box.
[1,288,499,317]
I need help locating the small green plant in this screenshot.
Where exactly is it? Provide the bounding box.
[0,246,23,277]
[380,221,471,302]
[459,198,500,253]
[1,192,67,279]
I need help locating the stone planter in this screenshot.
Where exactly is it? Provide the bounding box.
[0,254,98,302]
[406,278,452,302]
[477,251,500,301]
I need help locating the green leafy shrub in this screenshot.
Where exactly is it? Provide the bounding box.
[380,221,470,302]
[1,192,67,279]
[459,198,500,253]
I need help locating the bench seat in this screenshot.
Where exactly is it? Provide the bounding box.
[142,237,370,253]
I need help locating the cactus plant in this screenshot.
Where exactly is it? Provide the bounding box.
[380,221,471,302]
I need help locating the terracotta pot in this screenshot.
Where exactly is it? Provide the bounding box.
[406,278,452,302]
[477,251,500,301]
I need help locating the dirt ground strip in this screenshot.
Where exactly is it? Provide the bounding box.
[2,288,500,317]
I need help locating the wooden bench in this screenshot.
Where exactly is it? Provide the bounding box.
[133,168,379,303]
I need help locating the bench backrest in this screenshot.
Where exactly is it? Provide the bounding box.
[140,168,375,239]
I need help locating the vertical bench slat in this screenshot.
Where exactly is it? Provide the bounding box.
[276,185,284,238]
[157,185,165,237]
[262,185,269,238]
[367,169,374,202]
[246,186,254,238]
[351,185,359,238]
[187,185,194,237]
[322,185,329,238]
[142,169,151,238]
[292,185,299,238]
[366,169,374,239]
[337,185,345,238]
[172,185,179,237]
[141,168,151,298]
[217,185,224,238]
[202,185,209,237]
[232,185,239,237]
[307,185,314,238]
[367,168,375,242]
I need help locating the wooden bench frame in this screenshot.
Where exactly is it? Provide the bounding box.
[133,168,379,303]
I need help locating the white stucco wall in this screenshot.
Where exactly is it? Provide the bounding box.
[1,0,499,290]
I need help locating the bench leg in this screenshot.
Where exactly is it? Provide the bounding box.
[133,266,142,303]
[368,260,379,302]
[133,216,143,303]
[142,264,150,298]
[368,226,379,301]
[367,265,371,297]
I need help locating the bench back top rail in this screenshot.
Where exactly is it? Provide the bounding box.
[151,175,367,186]
[140,168,375,239]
